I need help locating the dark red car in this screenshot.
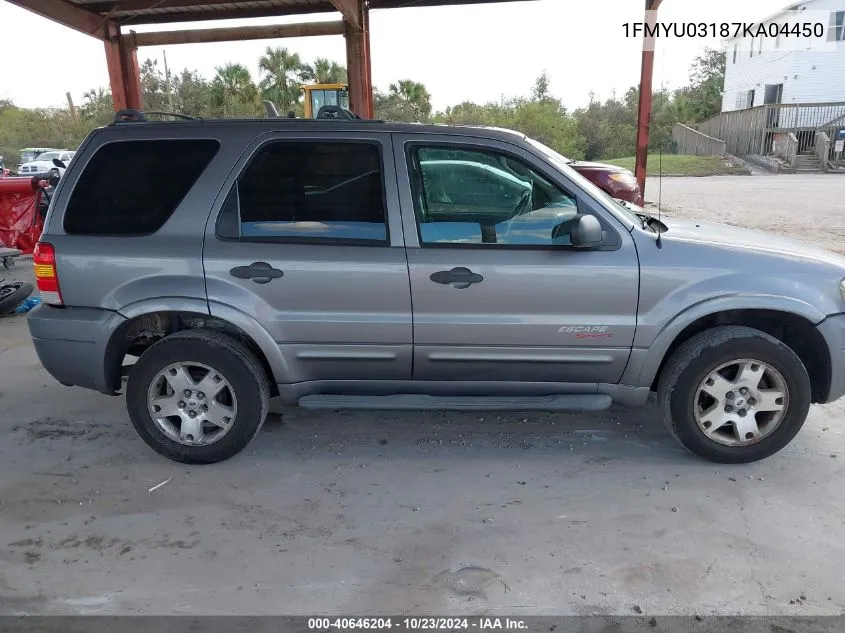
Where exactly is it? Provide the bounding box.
[523,140,643,205]
[569,161,642,205]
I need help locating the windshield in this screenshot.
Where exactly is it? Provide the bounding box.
[526,137,643,227]
[32,152,61,163]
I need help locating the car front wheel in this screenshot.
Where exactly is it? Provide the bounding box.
[657,325,812,464]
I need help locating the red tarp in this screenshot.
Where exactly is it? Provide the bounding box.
[0,178,43,254]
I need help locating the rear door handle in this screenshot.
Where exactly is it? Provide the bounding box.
[230,261,284,284]
[430,267,483,290]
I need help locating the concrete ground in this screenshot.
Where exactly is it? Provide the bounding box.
[2,173,845,617]
[645,172,845,255]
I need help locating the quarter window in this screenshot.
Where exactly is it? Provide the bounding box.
[408,146,580,247]
[223,141,388,244]
[64,139,219,236]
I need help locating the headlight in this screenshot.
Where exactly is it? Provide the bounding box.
[840,278,845,303]
[609,172,639,187]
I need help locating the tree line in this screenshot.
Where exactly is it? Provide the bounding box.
[0,46,725,167]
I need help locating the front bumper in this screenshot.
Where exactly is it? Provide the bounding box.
[27,304,127,395]
[816,313,845,403]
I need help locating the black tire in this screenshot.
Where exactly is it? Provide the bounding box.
[0,282,33,315]
[126,329,270,464]
[657,325,811,464]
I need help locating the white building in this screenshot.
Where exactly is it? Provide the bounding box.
[721,0,845,112]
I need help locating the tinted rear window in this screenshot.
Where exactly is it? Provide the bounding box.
[64,139,219,235]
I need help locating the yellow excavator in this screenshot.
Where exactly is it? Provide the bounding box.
[263,83,353,119]
[301,83,349,118]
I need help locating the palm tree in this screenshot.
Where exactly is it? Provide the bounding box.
[258,46,306,112]
[80,87,114,123]
[388,80,432,121]
[303,58,347,84]
[211,63,259,116]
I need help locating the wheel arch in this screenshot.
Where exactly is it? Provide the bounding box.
[108,300,289,396]
[628,297,831,404]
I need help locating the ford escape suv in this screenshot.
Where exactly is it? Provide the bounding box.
[27,113,845,464]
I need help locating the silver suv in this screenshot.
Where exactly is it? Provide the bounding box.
[27,114,845,464]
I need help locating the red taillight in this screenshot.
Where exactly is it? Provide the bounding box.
[33,242,63,305]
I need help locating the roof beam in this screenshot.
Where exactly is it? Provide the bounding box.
[329,0,361,29]
[129,19,345,47]
[7,0,107,39]
[85,0,263,14]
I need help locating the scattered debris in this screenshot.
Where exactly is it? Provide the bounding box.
[148,477,171,493]
[728,477,737,482]
[663,482,670,491]
[412,506,420,512]
[378,439,388,445]
[633,605,643,614]
[671,506,678,513]
[695,615,704,621]
[649,617,657,627]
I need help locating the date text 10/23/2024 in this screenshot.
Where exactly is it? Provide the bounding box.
[308,618,528,631]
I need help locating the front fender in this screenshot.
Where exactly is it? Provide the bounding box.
[623,293,827,388]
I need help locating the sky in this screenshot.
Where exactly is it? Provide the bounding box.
[0,0,789,112]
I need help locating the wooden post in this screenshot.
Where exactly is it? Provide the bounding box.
[105,22,143,111]
[344,0,373,118]
[121,32,143,110]
[163,50,174,112]
[634,0,662,200]
[104,24,128,112]
[66,92,78,121]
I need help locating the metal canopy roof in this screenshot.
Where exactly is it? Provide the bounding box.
[63,0,528,25]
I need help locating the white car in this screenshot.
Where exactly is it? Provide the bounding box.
[17,150,75,177]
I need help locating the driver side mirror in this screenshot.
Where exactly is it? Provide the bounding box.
[52,158,66,170]
[570,214,604,249]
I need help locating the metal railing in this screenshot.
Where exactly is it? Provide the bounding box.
[672,123,727,157]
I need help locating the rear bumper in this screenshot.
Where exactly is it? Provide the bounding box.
[817,313,845,404]
[27,304,127,395]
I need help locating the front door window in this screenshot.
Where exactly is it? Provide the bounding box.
[409,146,581,247]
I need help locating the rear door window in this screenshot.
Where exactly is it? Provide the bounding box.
[218,141,388,244]
[64,139,219,236]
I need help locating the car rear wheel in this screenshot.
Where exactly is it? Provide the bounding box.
[126,330,270,464]
[657,326,811,463]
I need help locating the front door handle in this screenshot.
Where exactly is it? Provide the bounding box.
[430,267,483,290]
[230,261,284,284]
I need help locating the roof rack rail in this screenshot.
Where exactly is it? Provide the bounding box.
[113,109,202,123]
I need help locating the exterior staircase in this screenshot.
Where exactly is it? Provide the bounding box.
[792,153,824,173]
